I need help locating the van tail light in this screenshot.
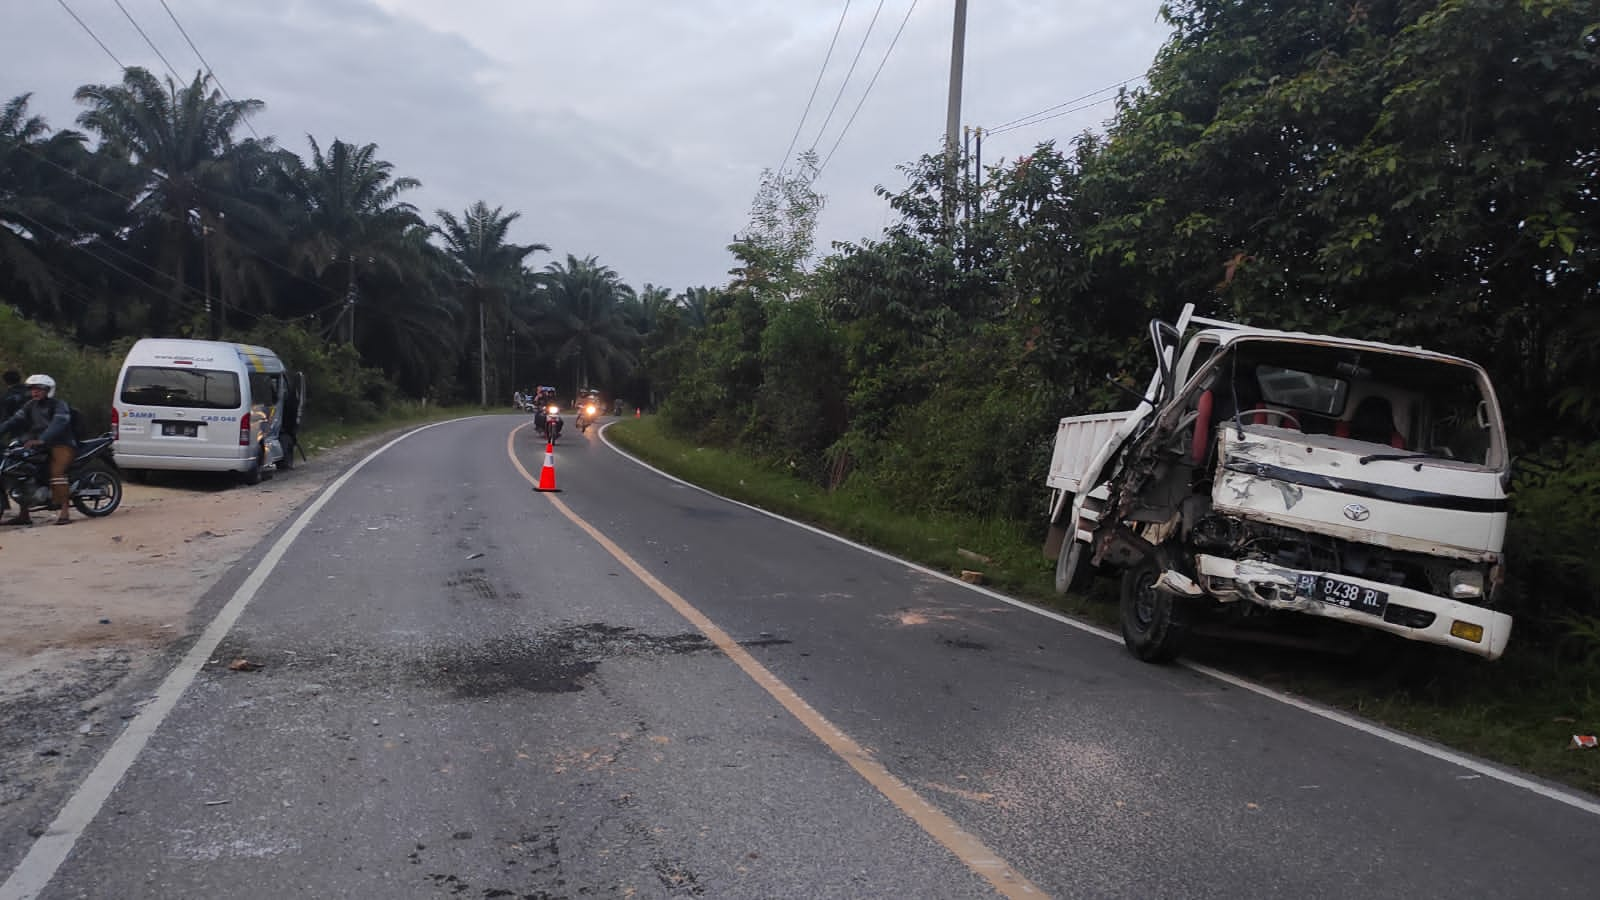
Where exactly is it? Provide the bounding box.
[239,413,252,446]
[111,407,120,440]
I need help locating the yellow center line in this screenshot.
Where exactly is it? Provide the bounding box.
[506,423,1045,898]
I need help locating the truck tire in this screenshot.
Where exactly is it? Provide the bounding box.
[1119,559,1191,663]
[1054,538,1093,595]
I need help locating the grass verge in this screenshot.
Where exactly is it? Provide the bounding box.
[608,416,1600,796]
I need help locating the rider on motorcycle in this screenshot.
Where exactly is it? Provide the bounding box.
[0,374,78,525]
[532,385,563,439]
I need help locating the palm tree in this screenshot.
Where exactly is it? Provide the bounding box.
[0,93,89,316]
[433,201,547,405]
[676,286,713,330]
[532,254,642,391]
[279,136,425,345]
[74,67,265,335]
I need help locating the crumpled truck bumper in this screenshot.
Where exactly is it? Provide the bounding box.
[1193,554,1513,659]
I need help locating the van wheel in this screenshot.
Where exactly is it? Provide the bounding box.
[1119,559,1192,663]
[238,442,267,486]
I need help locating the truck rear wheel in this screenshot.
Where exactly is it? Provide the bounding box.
[1120,559,1191,663]
[1054,538,1093,595]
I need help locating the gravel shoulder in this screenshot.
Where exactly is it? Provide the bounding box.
[0,427,409,869]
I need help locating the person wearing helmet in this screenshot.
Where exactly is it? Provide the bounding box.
[0,374,78,525]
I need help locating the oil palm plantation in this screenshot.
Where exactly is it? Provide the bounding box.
[532,254,642,392]
[74,67,268,335]
[279,136,426,345]
[433,201,547,405]
[0,93,87,316]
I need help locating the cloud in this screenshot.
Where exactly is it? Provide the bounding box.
[3,0,1171,292]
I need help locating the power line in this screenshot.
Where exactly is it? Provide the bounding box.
[158,0,263,141]
[816,0,920,181]
[13,141,340,303]
[112,0,184,83]
[985,76,1143,136]
[55,0,126,70]
[805,0,887,158]
[777,0,853,175]
[985,93,1126,138]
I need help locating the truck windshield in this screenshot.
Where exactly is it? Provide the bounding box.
[1219,341,1503,468]
[120,366,242,409]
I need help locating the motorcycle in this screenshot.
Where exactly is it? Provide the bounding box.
[1,435,123,519]
[576,400,599,433]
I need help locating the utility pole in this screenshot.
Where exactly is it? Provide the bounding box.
[944,0,968,240]
[478,302,487,408]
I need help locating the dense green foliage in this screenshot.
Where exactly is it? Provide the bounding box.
[645,0,1600,662]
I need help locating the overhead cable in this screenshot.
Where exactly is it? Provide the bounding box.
[777,0,852,176]
[804,0,887,158]
[55,0,126,70]
[985,93,1126,138]
[112,0,184,83]
[985,76,1143,136]
[158,0,263,141]
[816,0,920,182]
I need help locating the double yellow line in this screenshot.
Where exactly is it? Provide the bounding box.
[506,423,1044,898]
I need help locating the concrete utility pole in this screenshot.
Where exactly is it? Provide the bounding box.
[944,0,968,238]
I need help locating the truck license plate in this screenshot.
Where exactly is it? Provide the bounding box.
[1296,573,1388,616]
[162,422,198,437]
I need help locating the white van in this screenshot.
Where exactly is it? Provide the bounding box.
[112,339,304,484]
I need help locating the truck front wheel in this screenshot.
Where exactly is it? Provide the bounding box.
[1120,560,1192,663]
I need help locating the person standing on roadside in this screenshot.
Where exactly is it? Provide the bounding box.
[0,374,78,526]
[0,371,25,519]
[0,371,26,420]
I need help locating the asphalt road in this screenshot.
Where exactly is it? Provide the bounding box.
[5,414,1597,899]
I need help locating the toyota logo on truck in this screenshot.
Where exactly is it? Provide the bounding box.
[1343,503,1371,522]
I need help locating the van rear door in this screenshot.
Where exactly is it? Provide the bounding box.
[117,364,247,460]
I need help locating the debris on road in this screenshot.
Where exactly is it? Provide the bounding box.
[959,570,985,585]
[227,658,264,672]
[1572,735,1598,749]
[956,548,992,564]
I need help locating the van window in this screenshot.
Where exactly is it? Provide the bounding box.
[120,366,241,409]
[248,372,280,407]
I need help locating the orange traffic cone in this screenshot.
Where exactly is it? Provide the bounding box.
[536,442,559,492]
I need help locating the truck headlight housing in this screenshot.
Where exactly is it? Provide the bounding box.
[1449,569,1485,600]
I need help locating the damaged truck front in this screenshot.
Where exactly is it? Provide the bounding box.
[1044,306,1513,663]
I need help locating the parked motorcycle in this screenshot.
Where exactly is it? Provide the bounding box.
[1,435,123,518]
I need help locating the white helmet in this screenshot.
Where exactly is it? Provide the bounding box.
[24,374,55,398]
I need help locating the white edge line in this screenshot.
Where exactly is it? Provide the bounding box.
[0,418,468,900]
[596,422,1600,819]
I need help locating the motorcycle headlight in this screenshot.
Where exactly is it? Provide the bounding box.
[585,404,596,415]
[547,405,559,415]
[1449,569,1485,600]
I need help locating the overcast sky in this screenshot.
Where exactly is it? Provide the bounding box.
[4,0,1171,293]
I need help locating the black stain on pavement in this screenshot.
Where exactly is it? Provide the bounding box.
[418,625,716,698]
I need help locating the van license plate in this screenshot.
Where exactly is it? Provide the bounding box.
[162,423,198,437]
[1296,574,1388,616]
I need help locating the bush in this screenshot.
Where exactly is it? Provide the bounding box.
[1502,442,1600,655]
[233,318,396,426]
[0,305,120,434]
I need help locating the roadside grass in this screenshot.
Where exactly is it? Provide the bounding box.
[608,416,1600,797]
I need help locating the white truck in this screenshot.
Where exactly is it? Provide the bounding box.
[1044,305,1513,662]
